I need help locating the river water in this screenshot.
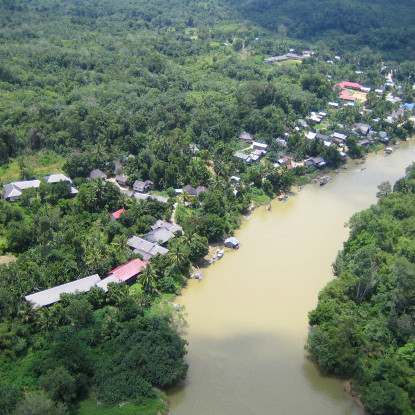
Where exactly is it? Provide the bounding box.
[168,143,415,415]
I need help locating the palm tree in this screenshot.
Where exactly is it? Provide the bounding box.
[167,241,190,273]
[138,264,163,298]
[180,190,192,205]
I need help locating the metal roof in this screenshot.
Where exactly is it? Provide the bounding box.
[108,259,147,282]
[25,274,101,308]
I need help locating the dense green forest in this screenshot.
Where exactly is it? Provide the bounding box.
[308,164,415,415]
[228,0,415,61]
[1,0,415,413]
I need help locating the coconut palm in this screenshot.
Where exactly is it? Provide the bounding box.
[167,241,190,273]
[137,264,163,297]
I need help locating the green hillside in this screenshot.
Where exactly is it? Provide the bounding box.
[227,0,415,60]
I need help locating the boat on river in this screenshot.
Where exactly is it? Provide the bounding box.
[278,194,288,202]
[216,249,224,259]
[320,176,331,186]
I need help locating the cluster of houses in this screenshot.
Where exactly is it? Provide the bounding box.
[2,174,78,202]
[235,133,269,165]
[23,216,185,308]
[88,168,169,204]
[264,49,313,64]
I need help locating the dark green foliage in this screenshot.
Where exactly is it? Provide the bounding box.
[0,382,22,414]
[308,168,415,414]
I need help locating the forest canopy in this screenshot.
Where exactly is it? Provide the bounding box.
[308,163,415,415]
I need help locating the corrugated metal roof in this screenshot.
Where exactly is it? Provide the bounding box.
[110,208,126,219]
[109,259,147,282]
[96,275,120,292]
[25,274,101,308]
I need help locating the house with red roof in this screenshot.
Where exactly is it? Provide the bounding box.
[107,258,147,282]
[334,81,363,90]
[110,208,126,220]
[339,89,357,102]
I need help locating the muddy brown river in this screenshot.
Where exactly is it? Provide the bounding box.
[168,142,415,415]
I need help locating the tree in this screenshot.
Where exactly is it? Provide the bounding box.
[138,264,161,296]
[377,181,392,198]
[167,241,190,274]
[12,392,67,415]
[363,381,413,415]
[233,38,243,52]
[39,366,77,404]
[0,382,21,414]
[63,295,93,327]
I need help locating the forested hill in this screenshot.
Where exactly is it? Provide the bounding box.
[308,165,415,415]
[2,0,415,60]
[225,0,415,60]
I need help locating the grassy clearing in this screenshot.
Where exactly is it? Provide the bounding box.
[0,152,65,182]
[75,394,168,415]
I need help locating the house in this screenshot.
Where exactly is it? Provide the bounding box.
[253,142,268,151]
[309,114,322,123]
[305,132,317,140]
[379,132,390,142]
[189,143,200,153]
[334,81,363,90]
[120,189,134,197]
[150,220,183,235]
[45,173,72,185]
[127,235,169,261]
[2,180,41,202]
[230,176,241,183]
[110,208,126,220]
[115,175,128,187]
[332,132,348,142]
[113,160,123,174]
[360,86,371,93]
[275,137,287,147]
[375,88,384,95]
[150,194,169,203]
[249,153,260,162]
[88,169,107,180]
[95,275,120,292]
[182,184,208,197]
[316,133,329,141]
[328,102,339,107]
[358,139,371,147]
[224,237,239,249]
[355,123,371,136]
[24,274,101,308]
[44,173,78,194]
[133,180,153,193]
[143,228,175,245]
[298,119,308,129]
[238,132,254,143]
[134,192,151,202]
[133,193,168,204]
[339,90,357,102]
[303,157,326,168]
[107,258,147,283]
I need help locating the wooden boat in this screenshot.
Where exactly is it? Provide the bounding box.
[278,194,288,202]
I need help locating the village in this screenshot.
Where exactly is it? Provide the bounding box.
[1,49,415,311]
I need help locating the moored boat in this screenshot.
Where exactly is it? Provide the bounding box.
[320,176,331,186]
